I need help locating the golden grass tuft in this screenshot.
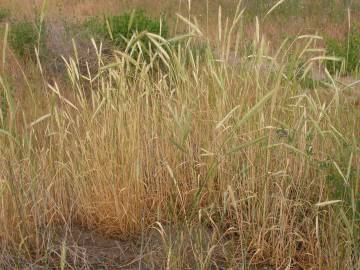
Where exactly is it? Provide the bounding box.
[0,1,359,269]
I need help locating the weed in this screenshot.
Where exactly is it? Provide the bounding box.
[0,8,10,22]
[9,20,46,60]
[84,9,168,49]
[0,91,6,127]
[326,28,360,74]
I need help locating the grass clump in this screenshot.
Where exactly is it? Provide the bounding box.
[0,8,10,22]
[0,2,359,270]
[84,9,168,49]
[326,28,360,74]
[0,91,7,127]
[9,20,46,60]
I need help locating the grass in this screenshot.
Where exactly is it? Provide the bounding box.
[0,1,359,269]
[8,20,44,59]
[83,9,169,50]
[0,8,10,21]
[325,28,360,75]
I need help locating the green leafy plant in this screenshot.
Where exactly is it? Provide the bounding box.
[326,28,360,74]
[9,20,46,59]
[84,9,169,49]
[0,91,7,128]
[0,8,10,22]
[109,9,168,47]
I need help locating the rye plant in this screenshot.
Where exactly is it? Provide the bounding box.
[0,1,359,269]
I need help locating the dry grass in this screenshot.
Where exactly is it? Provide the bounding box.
[0,1,359,269]
[1,0,359,41]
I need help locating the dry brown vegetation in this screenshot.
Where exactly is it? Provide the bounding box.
[0,1,359,269]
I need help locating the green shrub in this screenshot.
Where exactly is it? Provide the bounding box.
[0,77,12,128]
[0,91,7,127]
[109,9,168,47]
[84,9,169,49]
[82,16,104,38]
[0,8,10,22]
[326,37,344,74]
[9,20,46,59]
[326,28,360,74]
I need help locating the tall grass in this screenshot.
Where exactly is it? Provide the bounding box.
[0,1,359,269]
